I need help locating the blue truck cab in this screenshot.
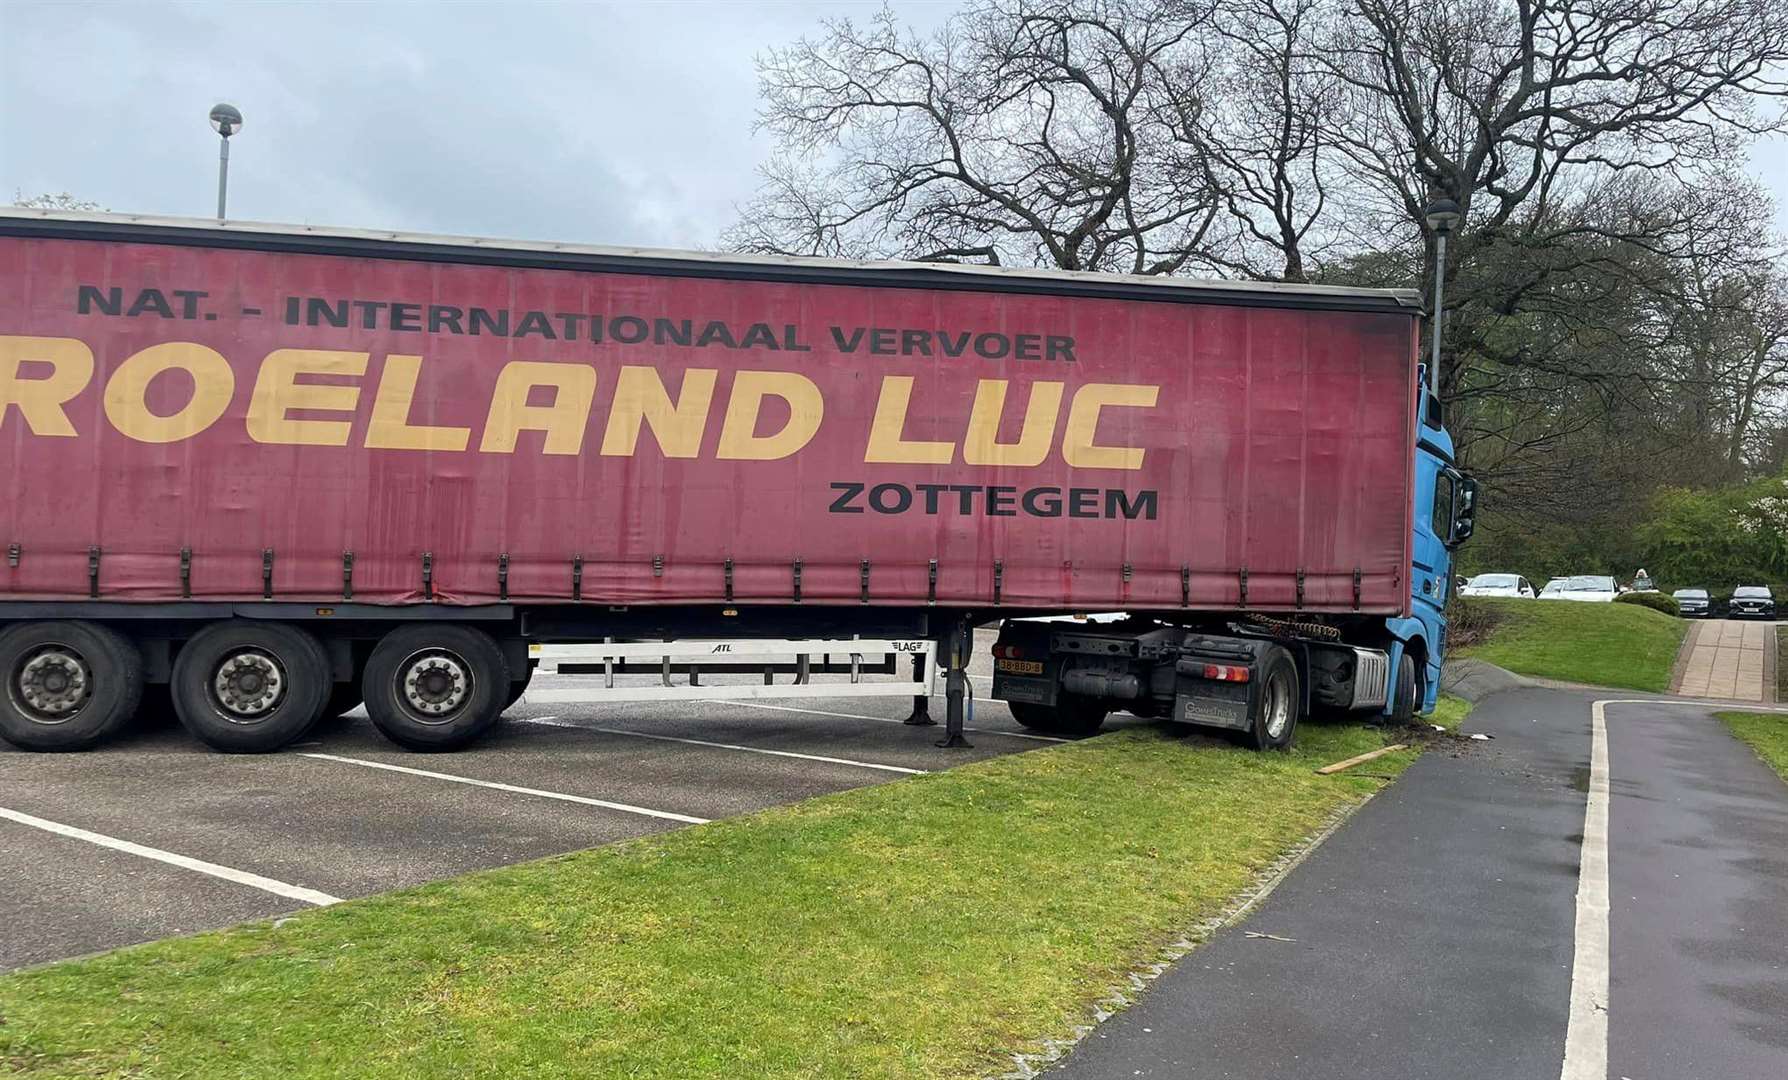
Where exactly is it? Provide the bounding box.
[1387,373,1478,718]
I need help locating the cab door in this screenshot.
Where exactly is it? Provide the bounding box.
[1412,452,1455,620]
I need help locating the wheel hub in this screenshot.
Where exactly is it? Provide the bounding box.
[15,647,91,722]
[1264,669,1292,740]
[402,653,470,720]
[213,651,285,718]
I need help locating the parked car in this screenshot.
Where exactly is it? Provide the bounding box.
[1538,575,1620,602]
[1460,573,1537,599]
[1671,588,1711,617]
[1728,585,1776,619]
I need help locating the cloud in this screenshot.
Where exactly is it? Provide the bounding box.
[0,0,874,247]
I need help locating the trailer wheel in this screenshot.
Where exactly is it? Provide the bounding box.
[1387,651,1418,727]
[362,625,509,751]
[1009,696,1108,737]
[0,621,143,751]
[171,622,331,753]
[1244,646,1299,751]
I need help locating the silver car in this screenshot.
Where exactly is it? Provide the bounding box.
[1538,575,1619,602]
[1672,588,1710,617]
[1460,573,1536,599]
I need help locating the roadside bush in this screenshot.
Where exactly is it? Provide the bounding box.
[1615,591,1680,617]
[1446,595,1505,648]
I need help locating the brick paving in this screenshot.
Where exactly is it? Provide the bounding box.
[1673,619,1773,702]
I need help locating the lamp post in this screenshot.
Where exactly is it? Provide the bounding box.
[209,104,243,222]
[1421,196,1461,398]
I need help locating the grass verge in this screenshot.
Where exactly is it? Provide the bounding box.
[1777,629,1788,702]
[0,724,1416,1080]
[1429,693,1473,732]
[1455,598,1686,692]
[1716,711,1788,785]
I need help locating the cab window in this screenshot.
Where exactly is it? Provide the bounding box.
[1431,472,1456,542]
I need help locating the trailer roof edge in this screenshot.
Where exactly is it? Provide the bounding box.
[0,208,1424,314]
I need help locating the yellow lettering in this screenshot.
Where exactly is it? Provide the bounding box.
[0,335,94,437]
[479,360,597,454]
[715,371,822,460]
[962,379,1063,467]
[600,366,717,457]
[365,355,470,452]
[247,349,366,446]
[1062,383,1159,470]
[102,342,234,444]
[864,375,953,464]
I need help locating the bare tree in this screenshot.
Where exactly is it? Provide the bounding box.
[1164,0,1334,281]
[1312,0,1788,381]
[726,1,1226,274]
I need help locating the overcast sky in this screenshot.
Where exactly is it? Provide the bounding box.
[3,0,1785,248]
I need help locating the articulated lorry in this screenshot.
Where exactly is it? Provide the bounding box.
[0,210,1474,755]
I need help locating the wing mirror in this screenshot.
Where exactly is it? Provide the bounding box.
[1449,473,1478,547]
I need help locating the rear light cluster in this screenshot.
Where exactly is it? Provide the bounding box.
[992,644,1024,659]
[1202,663,1250,683]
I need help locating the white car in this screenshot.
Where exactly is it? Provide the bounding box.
[1538,575,1619,602]
[1459,573,1536,599]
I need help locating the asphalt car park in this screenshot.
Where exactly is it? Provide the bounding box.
[0,648,1101,972]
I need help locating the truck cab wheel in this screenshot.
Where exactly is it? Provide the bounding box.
[171,622,331,753]
[1009,697,1108,737]
[1387,651,1418,727]
[0,621,143,751]
[1244,646,1300,751]
[362,625,509,752]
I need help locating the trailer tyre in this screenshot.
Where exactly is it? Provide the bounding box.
[172,622,332,753]
[363,625,509,752]
[1244,646,1299,751]
[0,621,143,751]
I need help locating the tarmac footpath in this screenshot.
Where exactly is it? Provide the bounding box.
[1048,686,1788,1080]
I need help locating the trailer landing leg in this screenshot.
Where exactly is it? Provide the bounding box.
[936,621,972,749]
[903,653,936,726]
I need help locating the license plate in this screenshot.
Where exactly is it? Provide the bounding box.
[995,658,1045,675]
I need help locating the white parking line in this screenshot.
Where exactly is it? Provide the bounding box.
[0,805,341,907]
[298,753,710,825]
[708,699,1070,742]
[519,717,926,774]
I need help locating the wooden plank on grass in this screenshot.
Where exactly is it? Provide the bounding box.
[1315,743,1408,775]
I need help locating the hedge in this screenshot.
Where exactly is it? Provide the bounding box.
[1615,591,1680,617]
